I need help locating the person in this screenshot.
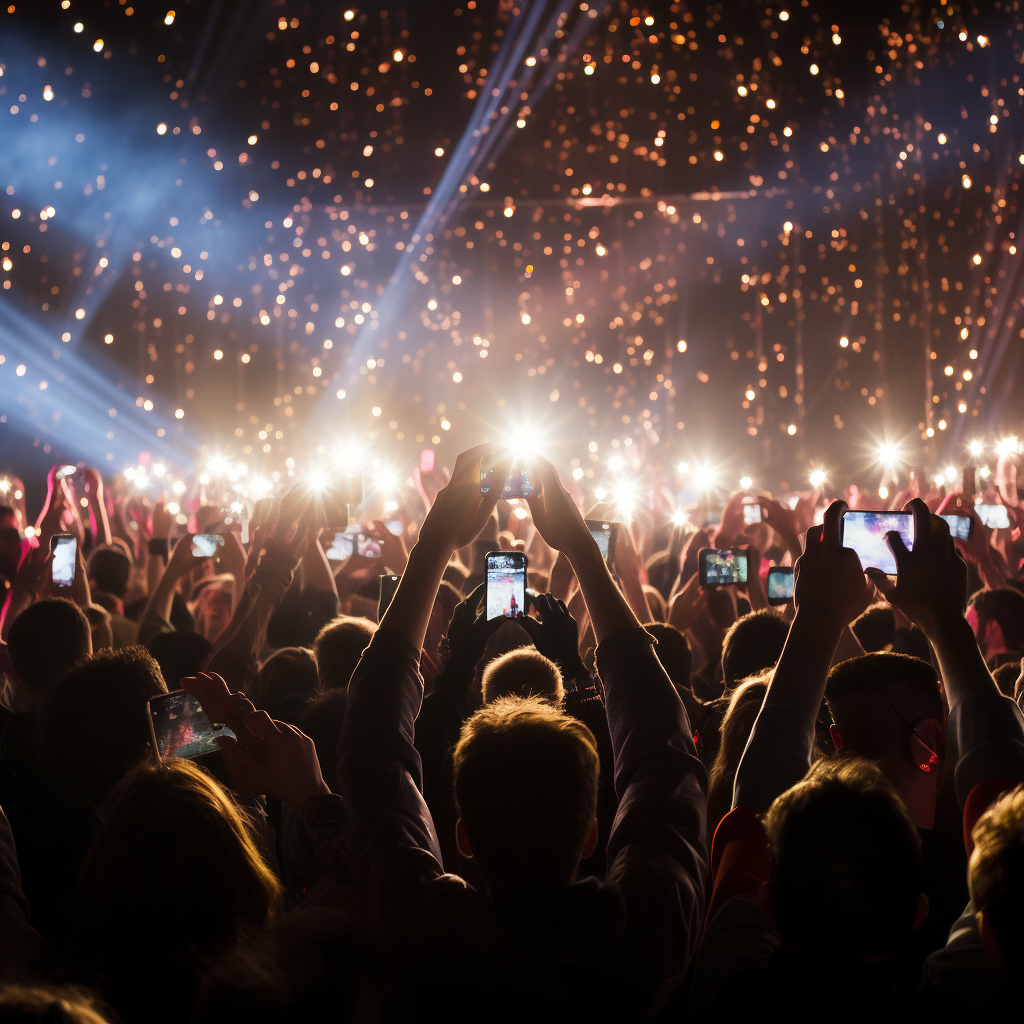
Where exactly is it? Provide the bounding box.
[312,616,375,691]
[86,544,138,648]
[967,586,1024,667]
[224,445,708,1020]
[480,646,563,704]
[71,758,282,1024]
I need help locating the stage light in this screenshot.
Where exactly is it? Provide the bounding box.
[968,439,984,457]
[739,475,753,490]
[304,468,328,492]
[809,468,827,488]
[979,465,992,480]
[505,423,543,463]
[676,461,690,476]
[208,455,228,475]
[613,481,638,519]
[0,478,9,495]
[249,477,272,498]
[167,501,180,515]
[671,509,688,526]
[152,463,166,478]
[607,455,625,473]
[172,480,186,495]
[692,462,718,493]
[878,485,889,500]
[996,436,1022,457]
[593,486,607,501]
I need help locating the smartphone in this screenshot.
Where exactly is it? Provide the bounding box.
[485,550,527,620]
[742,501,762,526]
[55,464,77,480]
[191,533,225,559]
[325,531,353,561]
[766,566,795,605]
[50,534,77,588]
[975,504,1011,530]
[384,519,404,537]
[840,510,915,575]
[356,533,382,558]
[147,689,234,763]
[480,462,538,499]
[698,548,748,587]
[585,519,617,565]
[420,449,435,473]
[378,573,401,619]
[940,514,973,542]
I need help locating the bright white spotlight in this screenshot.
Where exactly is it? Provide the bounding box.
[878,484,890,500]
[374,466,401,494]
[996,436,1022,457]
[671,509,688,526]
[172,480,187,496]
[968,439,984,457]
[593,486,608,501]
[607,455,626,473]
[614,480,638,519]
[304,468,328,492]
[809,467,827,488]
[152,463,166,478]
[739,475,753,490]
[506,423,543,462]
[208,455,228,475]
[676,461,690,476]
[979,465,992,480]
[944,465,958,483]
[876,441,902,469]
[249,477,272,498]
[334,440,366,470]
[692,462,718,492]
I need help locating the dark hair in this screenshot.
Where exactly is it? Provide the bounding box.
[969,587,1024,653]
[313,616,376,691]
[266,587,340,649]
[146,630,213,691]
[707,674,769,834]
[298,689,348,793]
[720,608,789,689]
[251,647,319,725]
[73,759,281,1022]
[453,696,599,893]
[764,757,923,958]
[851,603,897,653]
[645,622,692,694]
[7,598,91,697]
[87,545,132,599]
[38,646,167,808]
[993,660,1020,699]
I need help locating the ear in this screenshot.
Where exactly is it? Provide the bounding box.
[910,891,930,932]
[977,911,1005,966]
[581,818,599,860]
[455,819,473,859]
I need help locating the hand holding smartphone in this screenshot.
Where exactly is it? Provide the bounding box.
[480,461,539,499]
[485,551,527,620]
[839,510,915,575]
[698,548,748,587]
[191,533,225,559]
[147,689,234,763]
[766,566,795,605]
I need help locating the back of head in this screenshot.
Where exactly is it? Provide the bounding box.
[763,757,923,959]
[266,587,339,649]
[645,622,692,693]
[721,608,789,689]
[481,647,563,705]
[74,759,281,977]
[707,673,769,830]
[453,696,599,893]
[313,616,376,691]
[851,603,897,653]
[969,783,1024,970]
[38,646,167,808]
[7,598,91,700]
[0,985,112,1024]
[250,646,319,724]
[825,652,943,775]
[87,545,132,600]
[146,630,213,691]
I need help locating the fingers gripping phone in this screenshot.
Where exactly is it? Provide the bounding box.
[147,690,234,781]
[485,551,527,620]
[480,461,538,499]
[51,534,77,588]
[839,510,915,575]
[766,566,795,605]
[699,548,748,587]
[585,520,617,566]
[378,573,401,620]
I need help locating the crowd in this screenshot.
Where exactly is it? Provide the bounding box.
[0,442,1022,1022]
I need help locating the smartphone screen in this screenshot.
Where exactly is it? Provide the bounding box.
[357,533,382,558]
[148,690,235,761]
[325,531,354,560]
[975,504,1010,530]
[191,533,224,559]
[378,573,401,619]
[940,514,973,542]
[384,519,404,536]
[767,567,795,604]
[420,449,435,473]
[699,548,748,586]
[480,462,536,498]
[51,535,77,588]
[585,520,616,565]
[840,511,915,575]
[742,502,762,526]
[485,551,527,620]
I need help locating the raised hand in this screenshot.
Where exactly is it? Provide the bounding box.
[442,581,506,666]
[180,671,256,739]
[516,592,586,679]
[524,455,590,560]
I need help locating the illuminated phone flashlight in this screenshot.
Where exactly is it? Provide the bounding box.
[671,509,688,527]
[0,478,9,494]
[967,439,984,458]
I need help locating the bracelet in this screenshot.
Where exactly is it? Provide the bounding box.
[148,538,169,559]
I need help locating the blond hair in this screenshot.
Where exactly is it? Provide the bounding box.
[481,647,564,705]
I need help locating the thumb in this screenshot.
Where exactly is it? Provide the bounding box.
[885,529,911,563]
[865,567,896,601]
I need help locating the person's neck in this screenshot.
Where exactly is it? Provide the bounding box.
[894,772,936,830]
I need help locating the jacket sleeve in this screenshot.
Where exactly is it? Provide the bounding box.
[337,628,444,889]
[597,626,709,1010]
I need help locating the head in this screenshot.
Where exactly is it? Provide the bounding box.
[84,604,113,653]
[764,757,924,960]
[313,616,376,691]
[645,622,692,695]
[969,783,1024,970]
[146,630,213,691]
[74,759,281,1017]
[453,696,599,895]
[38,646,167,808]
[707,673,770,832]
[825,652,944,828]
[481,647,563,705]
[968,587,1024,662]
[6,598,92,709]
[251,646,320,724]
[0,985,112,1024]
[87,544,132,600]
[720,608,789,689]
[191,576,235,644]
[851,603,897,653]
[266,588,340,649]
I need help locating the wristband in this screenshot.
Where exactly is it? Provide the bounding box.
[148,538,169,560]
